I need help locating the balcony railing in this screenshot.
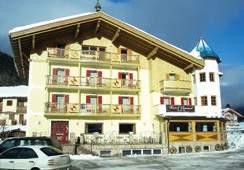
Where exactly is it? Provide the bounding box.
[47,48,140,65]
[46,75,140,90]
[45,103,141,115]
[160,80,192,95]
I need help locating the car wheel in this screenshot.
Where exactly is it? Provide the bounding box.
[31,168,40,170]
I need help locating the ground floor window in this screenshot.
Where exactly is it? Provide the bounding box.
[85,123,103,134]
[119,123,136,134]
[169,122,191,132]
[196,122,216,132]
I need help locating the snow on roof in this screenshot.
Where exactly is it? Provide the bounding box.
[9,11,197,60]
[9,12,94,33]
[0,86,28,97]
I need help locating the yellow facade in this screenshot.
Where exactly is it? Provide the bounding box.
[9,11,226,153]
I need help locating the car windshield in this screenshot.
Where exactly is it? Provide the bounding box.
[40,147,63,156]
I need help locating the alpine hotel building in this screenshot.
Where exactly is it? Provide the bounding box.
[9,9,226,154]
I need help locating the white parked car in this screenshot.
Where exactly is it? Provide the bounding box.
[0,146,71,170]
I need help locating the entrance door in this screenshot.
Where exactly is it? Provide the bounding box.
[51,121,69,144]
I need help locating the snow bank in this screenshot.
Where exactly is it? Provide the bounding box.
[0,86,28,97]
[70,154,101,160]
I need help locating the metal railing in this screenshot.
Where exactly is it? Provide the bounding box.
[45,103,141,115]
[47,48,140,64]
[81,132,161,145]
[46,75,140,89]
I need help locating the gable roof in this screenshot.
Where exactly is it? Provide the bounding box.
[9,11,204,80]
[223,108,244,118]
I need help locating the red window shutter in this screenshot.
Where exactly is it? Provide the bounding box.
[86,70,91,77]
[64,95,69,104]
[86,96,91,104]
[98,71,102,78]
[52,94,57,103]
[171,97,175,105]
[118,96,123,105]
[181,98,184,105]
[65,69,70,77]
[53,68,58,75]
[129,73,133,80]
[98,96,102,104]
[160,97,164,104]
[130,97,134,105]
[189,98,192,106]
[118,72,122,79]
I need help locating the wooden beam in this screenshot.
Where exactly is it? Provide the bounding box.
[184,63,194,71]
[112,29,120,42]
[95,20,101,34]
[18,39,25,79]
[147,47,158,60]
[74,23,80,38]
[32,35,35,49]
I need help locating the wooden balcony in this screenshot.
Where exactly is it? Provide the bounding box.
[160,80,192,95]
[44,103,141,119]
[47,48,140,68]
[46,75,140,93]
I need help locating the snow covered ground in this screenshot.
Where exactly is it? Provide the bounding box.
[70,131,244,170]
[70,148,244,170]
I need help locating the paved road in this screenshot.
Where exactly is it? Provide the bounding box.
[71,148,244,170]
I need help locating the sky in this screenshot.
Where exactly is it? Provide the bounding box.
[0,0,244,108]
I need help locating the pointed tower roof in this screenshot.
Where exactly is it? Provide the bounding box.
[191,38,221,63]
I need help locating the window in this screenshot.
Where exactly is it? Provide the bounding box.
[181,98,192,106]
[160,97,174,105]
[192,74,196,84]
[0,148,20,159]
[168,73,177,81]
[85,123,103,134]
[209,72,215,82]
[82,45,97,55]
[196,122,216,132]
[9,114,14,120]
[41,147,63,156]
[120,49,128,62]
[194,97,198,106]
[20,148,38,159]
[201,96,208,106]
[211,96,217,106]
[199,73,206,82]
[7,100,13,106]
[169,122,191,132]
[0,148,38,159]
[119,123,136,134]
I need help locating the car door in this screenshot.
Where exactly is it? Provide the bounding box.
[0,148,20,169]
[13,148,39,169]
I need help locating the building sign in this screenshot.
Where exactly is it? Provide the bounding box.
[166,105,195,112]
